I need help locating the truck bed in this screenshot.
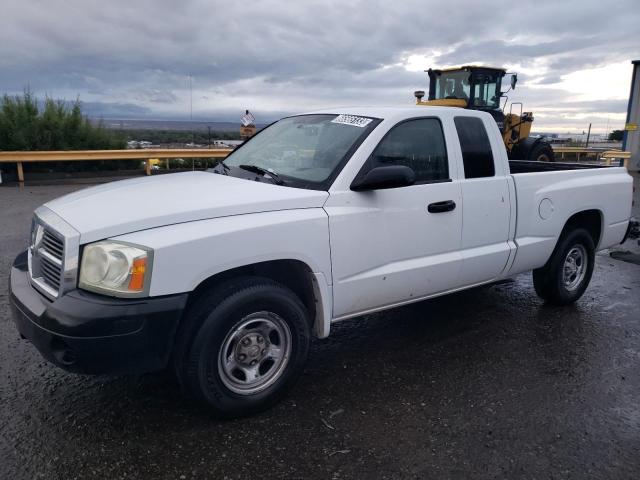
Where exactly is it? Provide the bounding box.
[508,160,612,174]
[506,164,632,276]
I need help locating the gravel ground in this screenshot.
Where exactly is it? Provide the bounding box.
[1,176,639,480]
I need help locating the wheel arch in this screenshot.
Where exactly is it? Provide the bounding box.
[184,259,331,338]
[560,209,603,250]
[533,210,600,305]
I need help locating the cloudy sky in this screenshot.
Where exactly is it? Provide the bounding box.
[1,0,638,133]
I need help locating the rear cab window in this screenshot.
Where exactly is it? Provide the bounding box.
[454,116,495,178]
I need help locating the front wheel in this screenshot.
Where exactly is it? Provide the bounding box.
[532,228,595,305]
[175,277,311,418]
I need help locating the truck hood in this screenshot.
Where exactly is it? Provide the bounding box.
[45,172,329,243]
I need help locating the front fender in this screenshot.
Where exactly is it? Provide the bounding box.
[112,209,332,297]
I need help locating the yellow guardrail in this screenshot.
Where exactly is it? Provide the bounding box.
[600,150,632,166]
[0,147,632,184]
[552,146,631,166]
[0,149,232,183]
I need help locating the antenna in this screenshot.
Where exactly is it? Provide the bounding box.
[189,74,193,123]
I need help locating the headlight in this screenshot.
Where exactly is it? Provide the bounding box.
[79,241,152,297]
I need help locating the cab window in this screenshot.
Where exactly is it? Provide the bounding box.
[470,73,500,109]
[454,116,495,178]
[368,118,449,183]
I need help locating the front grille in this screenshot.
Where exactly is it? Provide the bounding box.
[28,207,79,300]
[29,221,66,298]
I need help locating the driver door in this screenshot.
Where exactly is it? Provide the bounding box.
[325,118,464,319]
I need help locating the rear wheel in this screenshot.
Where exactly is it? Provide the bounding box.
[532,228,595,305]
[529,142,555,162]
[174,277,311,418]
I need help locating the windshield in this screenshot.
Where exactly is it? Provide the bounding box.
[222,114,379,189]
[432,70,502,109]
[434,71,471,101]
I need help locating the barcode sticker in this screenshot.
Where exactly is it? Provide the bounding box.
[331,114,373,128]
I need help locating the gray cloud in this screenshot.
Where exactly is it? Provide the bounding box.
[555,99,629,113]
[535,76,563,85]
[0,0,637,130]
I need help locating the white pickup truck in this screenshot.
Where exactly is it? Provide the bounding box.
[10,106,634,417]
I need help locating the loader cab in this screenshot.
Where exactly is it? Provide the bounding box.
[425,66,509,129]
[416,65,553,161]
[427,66,506,110]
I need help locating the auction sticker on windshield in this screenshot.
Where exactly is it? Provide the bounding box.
[331,114,373,128]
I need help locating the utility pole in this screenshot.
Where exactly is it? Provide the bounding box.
[585,123,592,147]
[189,74,194,142]
[188,74,195,170]
[188,74,193,122]
[623,60,639,170]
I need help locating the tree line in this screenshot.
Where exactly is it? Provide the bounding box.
[0,91,241,150]
[0,91,125,151]
[608,129,624,142]
[0,92,242,178]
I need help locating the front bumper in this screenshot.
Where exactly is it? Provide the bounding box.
[9,250,188,375]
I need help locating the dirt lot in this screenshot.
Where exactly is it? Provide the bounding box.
[1,177,639,479]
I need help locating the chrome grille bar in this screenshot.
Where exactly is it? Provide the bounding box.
[42,230,64,258]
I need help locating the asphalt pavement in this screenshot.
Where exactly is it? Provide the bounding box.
[1,177,639,479]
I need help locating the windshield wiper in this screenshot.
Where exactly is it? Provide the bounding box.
[238,164,284,185]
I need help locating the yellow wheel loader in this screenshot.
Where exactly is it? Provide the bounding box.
[414,65,555,161]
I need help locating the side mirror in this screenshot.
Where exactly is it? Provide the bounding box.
[510,74,518,90]
[351,165,416,191]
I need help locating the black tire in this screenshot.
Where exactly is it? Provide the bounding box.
[173,276,311,418]
[532,228,595,305]
[529,142,555,162]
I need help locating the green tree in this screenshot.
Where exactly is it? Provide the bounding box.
[608,129,624,142]
[0,91,125,151]
[0,91,131,177]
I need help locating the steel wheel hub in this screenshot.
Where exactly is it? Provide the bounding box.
[218,312,291,395]
[235,332,268,366]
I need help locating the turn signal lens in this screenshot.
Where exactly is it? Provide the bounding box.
[128,257,147,291]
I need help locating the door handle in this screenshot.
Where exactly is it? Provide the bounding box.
[428,200,456,213]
